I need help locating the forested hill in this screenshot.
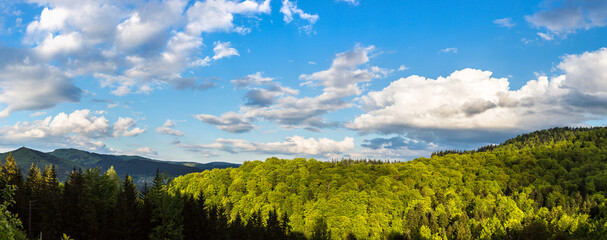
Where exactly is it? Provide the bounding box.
[171,127,607,239]
[0,147,239,184]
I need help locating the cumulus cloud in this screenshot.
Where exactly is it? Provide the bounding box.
[231,72,275,88]
[0,62,81,118]
[280,0,319,33]
[196,41,241,66]
[526,0,607,37]
[493,17,515,28]
[20,0,274,97]
[156,119,185,136]
[185,0,270,35]
[180,135,355,156]
[212,41,239,60]
[229,72,299,107]
[244,89,277,107]
[0,109,144,150]
[195,112,255,133]
[348,47,607,145]
[113,117,146,137]
[199,45,381,132]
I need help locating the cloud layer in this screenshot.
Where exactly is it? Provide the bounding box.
[179,135,355,156]
[0,109,144,150]
[348,47,607,145]
[199,45,387,132]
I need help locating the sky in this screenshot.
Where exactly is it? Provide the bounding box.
[0,0,607,163]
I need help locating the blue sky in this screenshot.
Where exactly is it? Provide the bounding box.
[0,0,606,163]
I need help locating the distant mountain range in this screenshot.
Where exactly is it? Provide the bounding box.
[0,147,239,184]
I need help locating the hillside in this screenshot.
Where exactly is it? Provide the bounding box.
[0,147,82,180]
[1,147,239,183]
[170,127,607,239]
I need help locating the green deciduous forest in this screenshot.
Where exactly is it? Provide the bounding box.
[3,127,607,239]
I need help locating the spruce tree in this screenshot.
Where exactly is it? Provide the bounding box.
[40,165,62,239]
[62,169,92,240]
[112,174,141,240]
[310,217,331,240]
[23,164,42,238]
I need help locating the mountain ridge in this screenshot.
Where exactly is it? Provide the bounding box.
[0,147,239,184]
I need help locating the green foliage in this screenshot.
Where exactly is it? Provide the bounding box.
[0,184,26,240]
[170,127,607,239]
[4,127,607,239]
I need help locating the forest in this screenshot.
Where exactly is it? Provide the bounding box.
[2,127,607,239]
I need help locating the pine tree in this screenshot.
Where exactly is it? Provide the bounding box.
[1,153,24,216]
[1,153,22,187]
[40,165,62,239]
[246,209,264,240]
[149,191,184,240]
[62,169,93,240]
[112,174,141,240]
[311,217,331,240]
[280,211,292,238]
[23,163,42,238]
[228,212,246,240]
[265,208,283,239]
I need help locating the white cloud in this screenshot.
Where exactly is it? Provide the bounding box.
[195,41,240,66]
[181,135,355,156]
[0,63,81,118]
[30,112,47,117]
[185,0,271,35]
[348,69,568,136]
[348,47,607,145]
[493,17,515,28]
[0,109,143,150]
[156,119,184,136]
[231,72,275,88]
[113,117,145,137]
[228,72,299,108]
[195,112,255,133]
[34,32,83,58]
[398,65,408,71]
[440,48,458,54]
[526,0,607,37]
[20,0,274,97]
[134,147,158,156]
[280,0,319,33]
[537,32,554,40]
[199,45,380,132]
[212,41,239,60]
[558,47,607,95]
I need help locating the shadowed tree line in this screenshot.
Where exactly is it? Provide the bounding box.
[0,156,318,240]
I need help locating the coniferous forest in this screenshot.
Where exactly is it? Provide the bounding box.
[2,127,607,239]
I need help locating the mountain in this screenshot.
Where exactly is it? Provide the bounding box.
[0,147,82,179]
[171,127,607,239]
[0,147,239,184]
